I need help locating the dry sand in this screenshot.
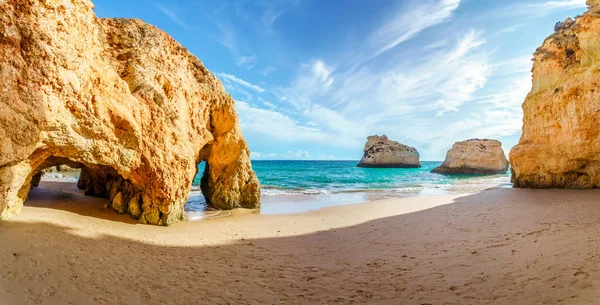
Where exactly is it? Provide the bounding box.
[2,181,600,304]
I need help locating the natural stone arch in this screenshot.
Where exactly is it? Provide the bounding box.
[0,0,260,225]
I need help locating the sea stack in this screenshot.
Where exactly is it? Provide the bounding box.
[510,1,600,188]
[357,135,421,168]
[0,0,260,225]
[432,139,509,175]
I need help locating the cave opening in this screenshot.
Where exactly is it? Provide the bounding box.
[22,156,141,221]
[16,155,213,223]
[187,161,208,217]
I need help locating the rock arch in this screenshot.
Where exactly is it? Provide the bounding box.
[0,0,260,225]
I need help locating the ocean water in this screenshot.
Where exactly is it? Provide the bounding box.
[186,161,511,219]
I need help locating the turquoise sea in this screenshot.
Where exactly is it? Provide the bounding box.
[186,161,511,219]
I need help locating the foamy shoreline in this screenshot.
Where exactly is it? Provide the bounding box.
[42,172,512,217]
[38,171,512,221]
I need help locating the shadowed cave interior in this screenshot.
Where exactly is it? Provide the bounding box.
[25,157,209,220]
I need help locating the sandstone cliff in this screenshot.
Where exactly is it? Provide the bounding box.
[510,0,600,188]
[357,135,421,168]
[432,139,509,175]
[0,0,260,225]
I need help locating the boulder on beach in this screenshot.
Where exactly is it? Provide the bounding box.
[510,1,600,188]
[432,139,509,175]
[357,135,421,168]
[0,0,260,225]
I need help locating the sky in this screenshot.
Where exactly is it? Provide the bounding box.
[94,0,587,161]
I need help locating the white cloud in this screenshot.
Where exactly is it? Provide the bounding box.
[502,0,587,17]
[235,101,324,142]
[489,56,533,77]
[270,26,505,159]
[156,4,192,31]
[495,24,522,36]
[217,24,237,53]
[235,101,361,148]
[208,0,537,160]
[257,97,277,109]
[288,60,335,100]
[262,9,282,27]
[367,0,461,58]
[259,66,277,76]
[249,150,338,160]
[443,30,486,65]
[540,0,586,10]
[236,56,256,68]
[217,73,265,93]
[226,85,254,101]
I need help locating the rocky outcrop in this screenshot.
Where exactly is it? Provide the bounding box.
[510,0,600,188]
[357,135,420,168]
[0,0,260,225]
[432,139,509,175]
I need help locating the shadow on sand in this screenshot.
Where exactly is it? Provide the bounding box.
[3,184,600,304]
[24,181,139,225]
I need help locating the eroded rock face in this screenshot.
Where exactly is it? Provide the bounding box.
[510,0,600,188]
[0,0,260,225]
[357,135,420,168]
[432,139,509,175]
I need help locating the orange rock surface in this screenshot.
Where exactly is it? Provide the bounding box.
[511,0,600,188]
[0,0,260,225]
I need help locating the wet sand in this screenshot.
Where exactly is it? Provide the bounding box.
[2,181,600,304]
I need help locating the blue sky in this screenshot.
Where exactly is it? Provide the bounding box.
[94,0,586,161]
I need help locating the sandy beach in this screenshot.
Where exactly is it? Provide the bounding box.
[1,182,600,304]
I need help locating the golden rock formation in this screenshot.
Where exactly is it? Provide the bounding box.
[510,0,600,188]
[0,0,260,225]
[432,139,509,175]
[357,135,421,168]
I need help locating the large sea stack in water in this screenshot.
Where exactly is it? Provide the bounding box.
[432,139,509,175]
[510,0,600,188]
[0,0,260,225]
[357,135,421,168]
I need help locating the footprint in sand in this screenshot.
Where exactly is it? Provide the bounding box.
[43,287,56,297]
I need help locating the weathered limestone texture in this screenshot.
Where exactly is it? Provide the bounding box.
[0,0,260,225]
[432,139,509,175]
[357,135,421,168]
[510,0,600,188]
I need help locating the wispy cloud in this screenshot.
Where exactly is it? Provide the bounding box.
[217,23,237,53]
[236,55,257,68]
[217,73,265,93]
[259,66,278,76]
[155,4,192,31]
[367,0,461,59]
[495,24,523,36]
[261,9,282,27]
[501,0,587,17]
[236,101,331,143]
[264,26,496,158]
[201,0,552,159]
[250,150,337,160]
[541,0,586,10]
